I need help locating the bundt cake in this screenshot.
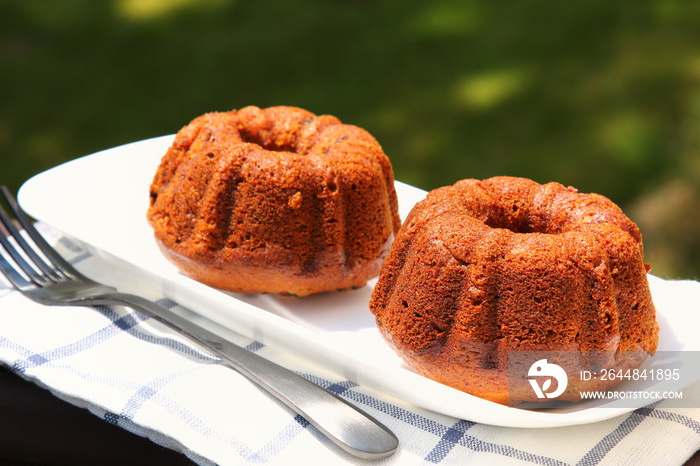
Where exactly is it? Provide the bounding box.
[369,176,659,405]
[147,105,401,296]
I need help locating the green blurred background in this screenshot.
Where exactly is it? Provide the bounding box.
[2,0,699,279]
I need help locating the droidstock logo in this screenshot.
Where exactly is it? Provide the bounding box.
[527,359,568,399]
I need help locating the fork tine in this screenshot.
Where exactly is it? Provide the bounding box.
[0,198,54,286]
[0,244,34,291]
[0,186,62,283]
[0,186,80,283]
[0,229,44,286]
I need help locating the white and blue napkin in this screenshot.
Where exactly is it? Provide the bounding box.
[0,227,698,465]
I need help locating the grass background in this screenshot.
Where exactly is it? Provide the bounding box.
[2,0,699,279]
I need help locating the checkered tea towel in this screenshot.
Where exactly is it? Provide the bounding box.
[0,227,698,465]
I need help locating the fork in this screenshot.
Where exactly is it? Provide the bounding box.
[0,186,398,460]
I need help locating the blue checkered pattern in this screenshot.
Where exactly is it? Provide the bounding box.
[1,229,699,465]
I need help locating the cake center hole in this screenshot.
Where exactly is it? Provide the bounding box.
[481,205,550,234]
[485,217,537,233]
[240,130,298,153]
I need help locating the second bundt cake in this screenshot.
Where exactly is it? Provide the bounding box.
[148,105,401,296]
[370,176,659,405]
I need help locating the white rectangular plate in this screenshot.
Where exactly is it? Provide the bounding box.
[18,136,700,427]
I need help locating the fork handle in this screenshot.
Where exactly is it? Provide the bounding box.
[96,292,398,460]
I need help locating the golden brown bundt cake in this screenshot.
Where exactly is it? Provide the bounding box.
[148,105,401,296]
[369,176,659,405]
